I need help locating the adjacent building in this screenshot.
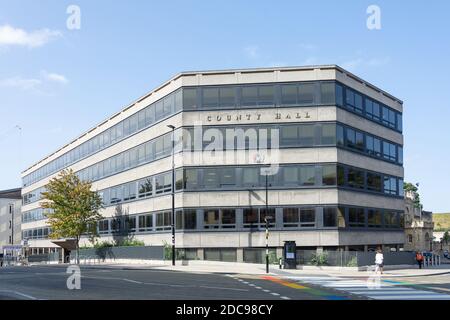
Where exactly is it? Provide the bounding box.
[0,188,22,256]
[21,65,405,262]
[404,189,434,252]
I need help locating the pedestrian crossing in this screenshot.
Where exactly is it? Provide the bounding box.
[286,276,450,300]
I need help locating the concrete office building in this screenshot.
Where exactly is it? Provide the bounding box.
[0,188,22,252]
[21,65,405,261]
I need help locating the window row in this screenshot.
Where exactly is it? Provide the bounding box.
[184,122,403,165]
[89,206,404,235]
[22,227,51,240]
[337,125,402,164]
[22,89,183,187]
[22,208,51,223]
[95,163,403,208]
[337,84,402,132]
[24,81,402,188]
[76,130,181,183]
[22,186,46,205]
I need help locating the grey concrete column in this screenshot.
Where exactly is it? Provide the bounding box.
[364,245,368,252]
[236,248,244,262]
[275,208,283,229]
[197,248,204,260]
[196,209,204,230]
[276,247,283,259]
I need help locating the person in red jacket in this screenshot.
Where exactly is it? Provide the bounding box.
[416,251,424,269]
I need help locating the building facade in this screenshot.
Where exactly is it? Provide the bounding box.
[0,188,22,251]
[404,190,434,252]
[21,65,405,261]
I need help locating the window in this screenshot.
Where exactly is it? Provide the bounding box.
[349,208,365,227]
[184,169,199,189]
[367,172,382,192]
[138,214,153,232]
[299,166,315,186]
[336,125,344,146]
[345,88,363,113]
[300,208,315,227]
[241,86,258,107]
[281,84,297,105]
[408,234,413,243]
[221,209,236,228]
[336,83,344,106]
[123,182,136,201]
[220,167,235,187]
[287,211,303,229]
[204,209,220,229]
[183,210,197,230]
[243,208,258,227]
[258,85,275,106]
[203,87,219,108]
[125,216,136,232]
[138,178,153,198]
[348,168,365,189]
[280,125,298,146]
[384,176,398,195]
[155,173,172,194]
[320,82,335,104]
[156,211,171,231]
[398,146,403,164]
[298,83,315,105]
[323,208,337,227]
[110,186,122,204]
[355,131,364,151]
[384,211,398,228]
[320,123,336,145]
[322,165,336,186]
[397,113,403,132]
[368,209,382,228]
[204,168,219,188]
[163,95,173,116]
[242,168,259,187]
[219,87,236,108]
[183,88,198,109]
[298,125,315,145]
[283,167,299,186]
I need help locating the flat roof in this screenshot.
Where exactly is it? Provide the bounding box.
[22,65,403,175]
[0,188,21,199]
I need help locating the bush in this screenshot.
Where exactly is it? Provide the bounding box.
[93,240,114,249]
[346,256,358,267]
[116,239,145,247]
[310,252,328,266]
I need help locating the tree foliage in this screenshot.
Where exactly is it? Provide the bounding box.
[404,182,422,209]
[40,169,103,263]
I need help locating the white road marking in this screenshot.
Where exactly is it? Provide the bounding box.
[122,279,143,284]
[288,275,450,300]
[199,286,249,292]
[281,296,291,300]
[270,292,280,296]
[0,290,37,300]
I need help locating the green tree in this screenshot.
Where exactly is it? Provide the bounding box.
[40,169,103,264]
[404,182,422,209]
[442,231,450,245]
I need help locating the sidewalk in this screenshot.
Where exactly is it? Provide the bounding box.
[78,259,450,278]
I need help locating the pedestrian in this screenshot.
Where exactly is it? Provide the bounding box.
[415,251,424,269]
[375,249,384,274]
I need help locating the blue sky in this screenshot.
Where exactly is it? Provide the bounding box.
[0,0,449,212]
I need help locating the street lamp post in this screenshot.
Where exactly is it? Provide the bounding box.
[167,125,176,266]
[260,166,273,274]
